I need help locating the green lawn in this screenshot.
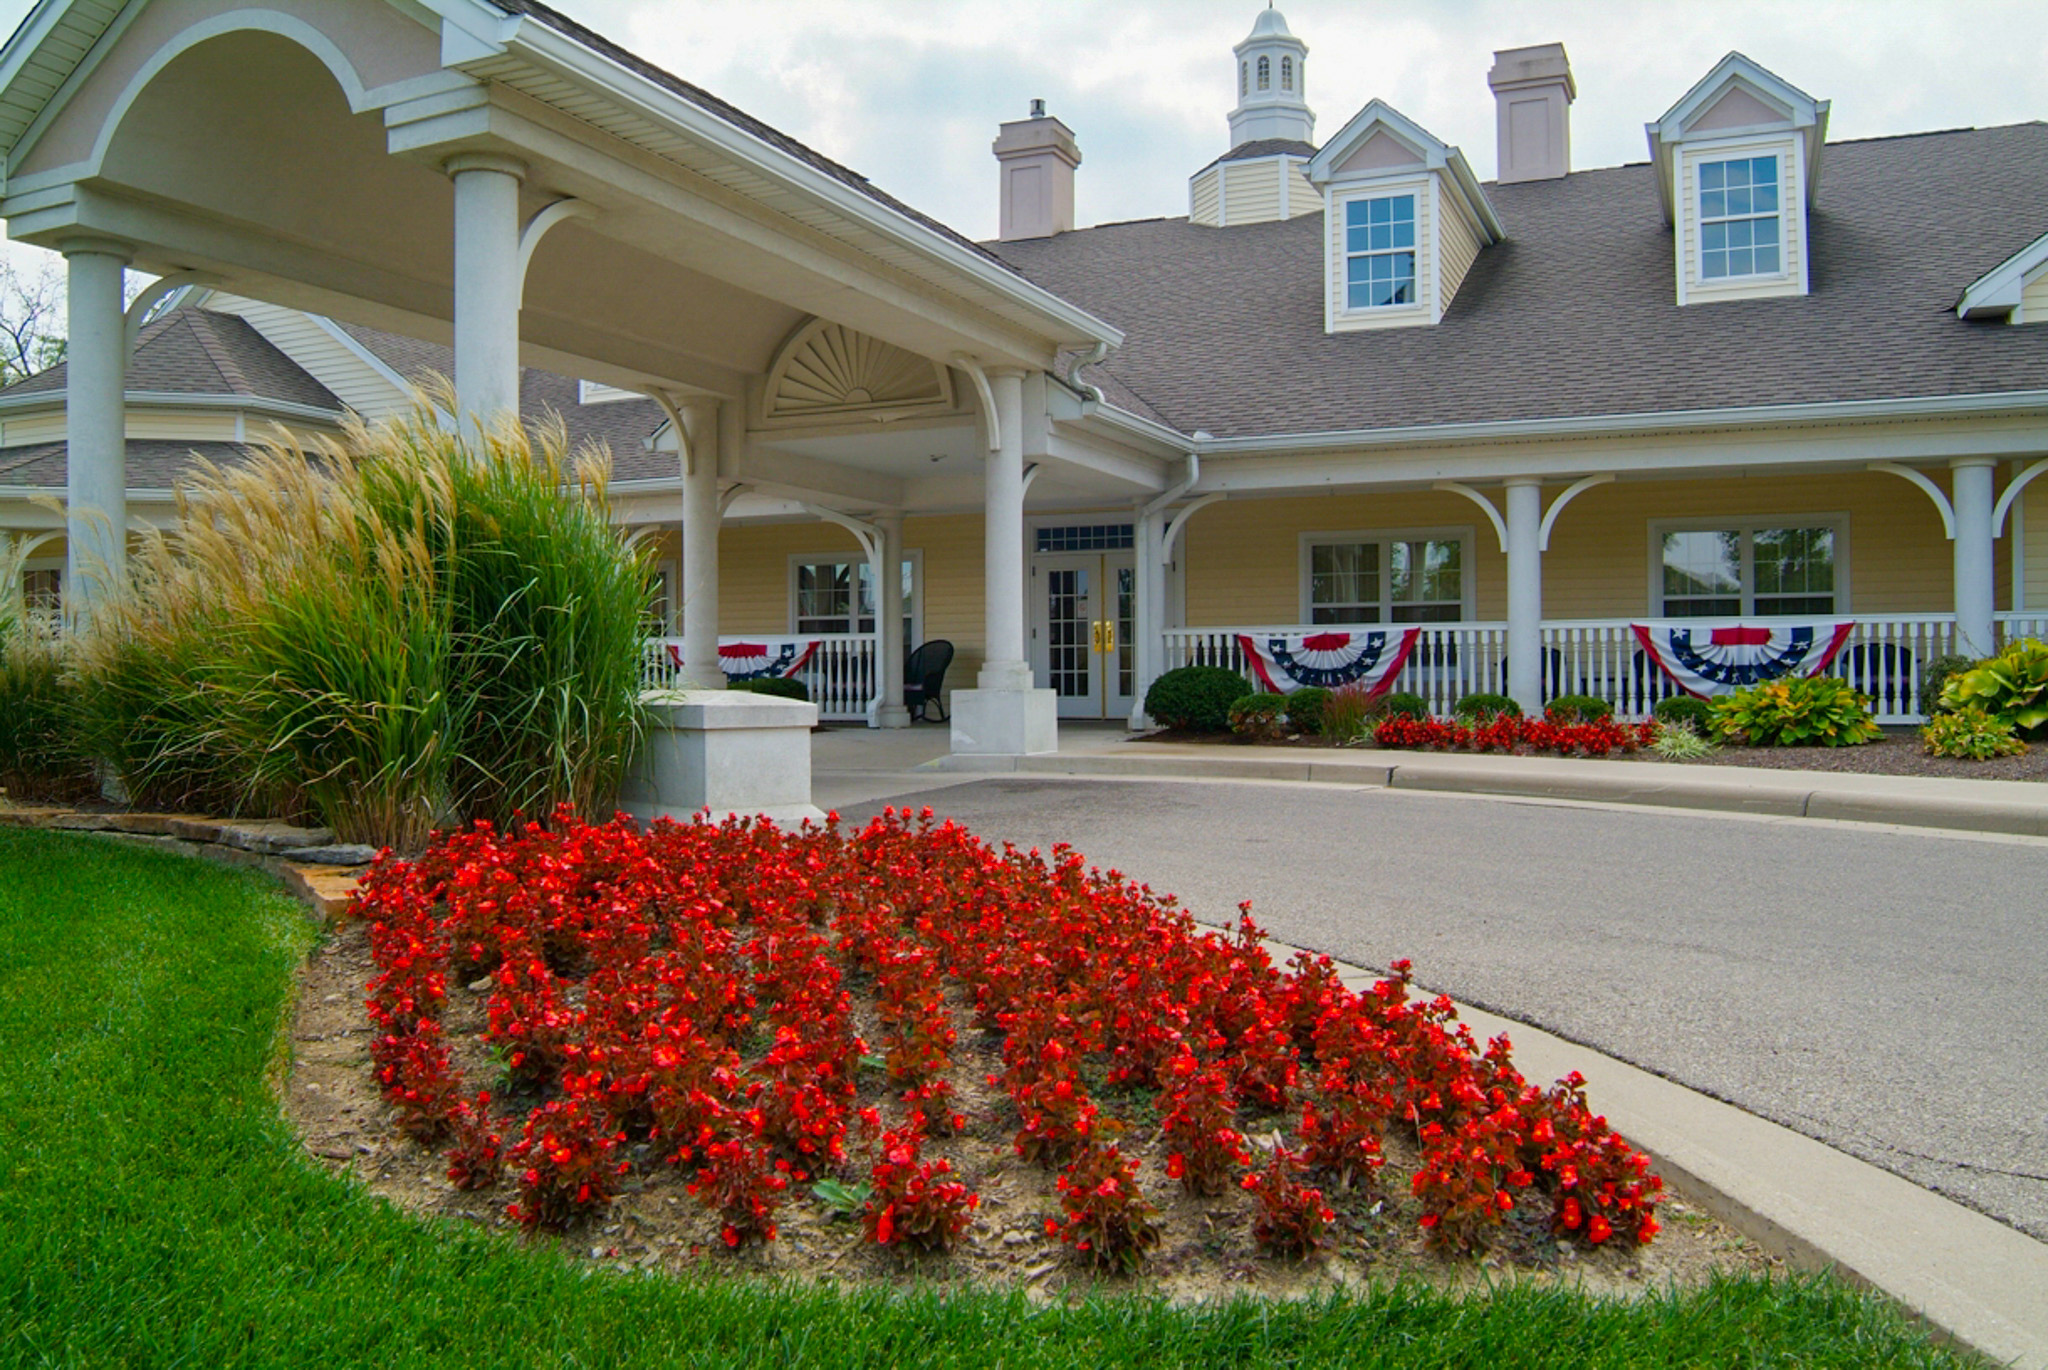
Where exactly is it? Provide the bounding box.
[0,827,1968,1369]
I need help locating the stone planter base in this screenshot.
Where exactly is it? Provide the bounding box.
[620,690,824,824]
[948,686,1058,756]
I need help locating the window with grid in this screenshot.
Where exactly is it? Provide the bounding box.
[1257,55,1270,90]
[793,558,916,642]
[1308,537,1464,624]
[1698,155,1781,280]
[1343,194,1416,309]
[1659,523,1836,616]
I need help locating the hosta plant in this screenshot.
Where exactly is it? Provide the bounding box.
[1710,676,1880,747]
[1921,705,2027,760]
[1939,638,2048,735]
[1649,719,1717,760]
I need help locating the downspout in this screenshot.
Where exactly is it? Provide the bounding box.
[1069,339,1113,404]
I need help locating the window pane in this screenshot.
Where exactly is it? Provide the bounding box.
[1753,244,1780,274]
[1390,539,1461,605]
[1701,189,1726,218]
[1311,543,1377,613]
[1662,530,1742,602]
[1752,155,1777,184]
[1700,161,1725,191]
[1753,527,1833,601]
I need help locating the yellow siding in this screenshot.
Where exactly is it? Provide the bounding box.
[1178,473,1975,625]
[127,411,241,442]
[1180,491,1508,624]
[1190,166,1220,226]
[1436,184,1482,311]
[1287,164,1319,218]
[2018,269,2048,325]
[2024,481,2048,610]
[1679,136,1805,304]
[210,294,411,418]
[1222,159,1281,225]
[0,413,65,445]
[1327,176,1434,332]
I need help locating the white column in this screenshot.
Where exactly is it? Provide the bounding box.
[676,399,723,690]
[874,511,911,728]
[1128,506,1165,728]
[979,367,1031,689]
[61,238,130,623]
[446,153,526,423]
[1505,476,1545,712]
[1952,457,1997,658]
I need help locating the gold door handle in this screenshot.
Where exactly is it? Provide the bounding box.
[1091,620,1104,652]
[1100,619,1116,653]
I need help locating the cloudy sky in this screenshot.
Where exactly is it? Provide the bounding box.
[1,0,2046,260]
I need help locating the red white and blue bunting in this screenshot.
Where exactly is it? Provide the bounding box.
[1236,627,1421,695]
[1630,621,1855,697]
[665,638,822,683]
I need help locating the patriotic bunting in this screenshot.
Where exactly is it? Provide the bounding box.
[664,637,822,682]
[1630,620,1855,697]
[1235,627,1421,695]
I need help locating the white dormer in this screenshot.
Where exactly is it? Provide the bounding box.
[1647,53,1829,306]
[1957,230,2048,324]
[1306,101,1502,333]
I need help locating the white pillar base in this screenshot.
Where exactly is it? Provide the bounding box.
[619,691,824,825]
[876,703,914,729]
[949,687,1058,756]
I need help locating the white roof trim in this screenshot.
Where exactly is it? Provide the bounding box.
[1644,52,1830,221]
[1306,99,1501,243]
[1957,229,2048,319]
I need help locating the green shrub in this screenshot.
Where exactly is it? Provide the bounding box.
[1144,665,1251,733]
[1649,719,1716,761]
[1710,676,1881,748]
[1918,654,1973,719]
[1320,683,1378,740]
[1652,695,1714,732]
[729,676,811,702]
[1938,638,2048,735]
[1544,693,1613,723]
[75,399,650,848]
[1284,686,1331,736]
[1378,690,1428,721]
[1228,692,1288,742]
[1920,705,2027,760]
[1453,692,1521,721]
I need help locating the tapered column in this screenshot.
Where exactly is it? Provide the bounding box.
[979,367,1031,689]
[874,511,911,727]
[447,153,525,423]
[677,399,723,690]
[61,238,130,623]
[1128,506,1166,728]
[1952,457,1997,658]
[1505,477,1545,712]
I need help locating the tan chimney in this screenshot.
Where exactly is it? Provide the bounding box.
[993,99,1080,240]
[1488,43,1574,183]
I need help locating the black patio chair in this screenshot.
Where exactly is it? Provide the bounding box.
[904,639,954,722]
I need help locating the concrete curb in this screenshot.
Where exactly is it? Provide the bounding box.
[1248,936,2048,1370]
[933,747,2048,837]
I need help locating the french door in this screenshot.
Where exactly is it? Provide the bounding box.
[1032,552,1136,719]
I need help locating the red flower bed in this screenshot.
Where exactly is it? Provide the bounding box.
[352,806,1661,1261]
[1375,713,1657,758]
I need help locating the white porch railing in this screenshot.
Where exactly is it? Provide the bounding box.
[1164,614,1987,724]
[1997,611,2048,642]
[641,635,878,723]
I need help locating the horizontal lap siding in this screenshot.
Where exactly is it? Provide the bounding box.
[1223,160,1281,225]
[2025,481,2048,611]
[1191,167,1221,226]
[1180,491,1507,624]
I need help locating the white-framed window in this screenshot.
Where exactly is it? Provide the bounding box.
[1698,154,1781,281]
[1342,193,1418,310]
[1300,530,1471,625]
[1281,56,1294,92]
[789,552,922,644]
[1257,55,1270,91]
[1240,61,1247,96]
[1652,517,1844,617]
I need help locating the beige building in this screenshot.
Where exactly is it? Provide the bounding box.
[3,3,2047,750]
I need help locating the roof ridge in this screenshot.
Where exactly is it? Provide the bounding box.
[177,311,249,395]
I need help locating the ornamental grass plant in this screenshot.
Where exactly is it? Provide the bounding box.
[0,540,94,803]
[70,396,649,848]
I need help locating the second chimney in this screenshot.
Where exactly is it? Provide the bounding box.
[993,100,1080,240]
[1488,44,1574,183]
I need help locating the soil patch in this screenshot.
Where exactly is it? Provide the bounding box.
[287,919,1775,1303]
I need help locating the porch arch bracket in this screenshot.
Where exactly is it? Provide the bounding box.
[718,483,752,517]
[799,503,883,565]
[1021,462,1043,496]
[517,199,597,292]
[1434,480,1509,553]
[124,270,218,353]
[1537,473,1615,551]
[1163,492,1227,560]
[1868,462,1956,539]
[951,355,1000,452]
[1993,457,2048,537]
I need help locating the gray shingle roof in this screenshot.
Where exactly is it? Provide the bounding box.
[5,307,342,410]
[1199,138,1317,173]
[0,439,250,489]
[994,123,2048,441]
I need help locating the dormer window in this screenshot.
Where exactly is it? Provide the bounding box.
[1257,56,1270,91]
[1699,155,1781,280]
[1344,194,1417,308]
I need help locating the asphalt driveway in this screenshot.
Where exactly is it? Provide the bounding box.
[844,777,2048,1242]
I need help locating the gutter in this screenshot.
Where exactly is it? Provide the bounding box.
[494,17,1125,354]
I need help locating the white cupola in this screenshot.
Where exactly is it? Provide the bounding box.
[1229,7,1313,148]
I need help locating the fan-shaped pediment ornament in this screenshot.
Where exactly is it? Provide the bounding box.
[762,318,954,423]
